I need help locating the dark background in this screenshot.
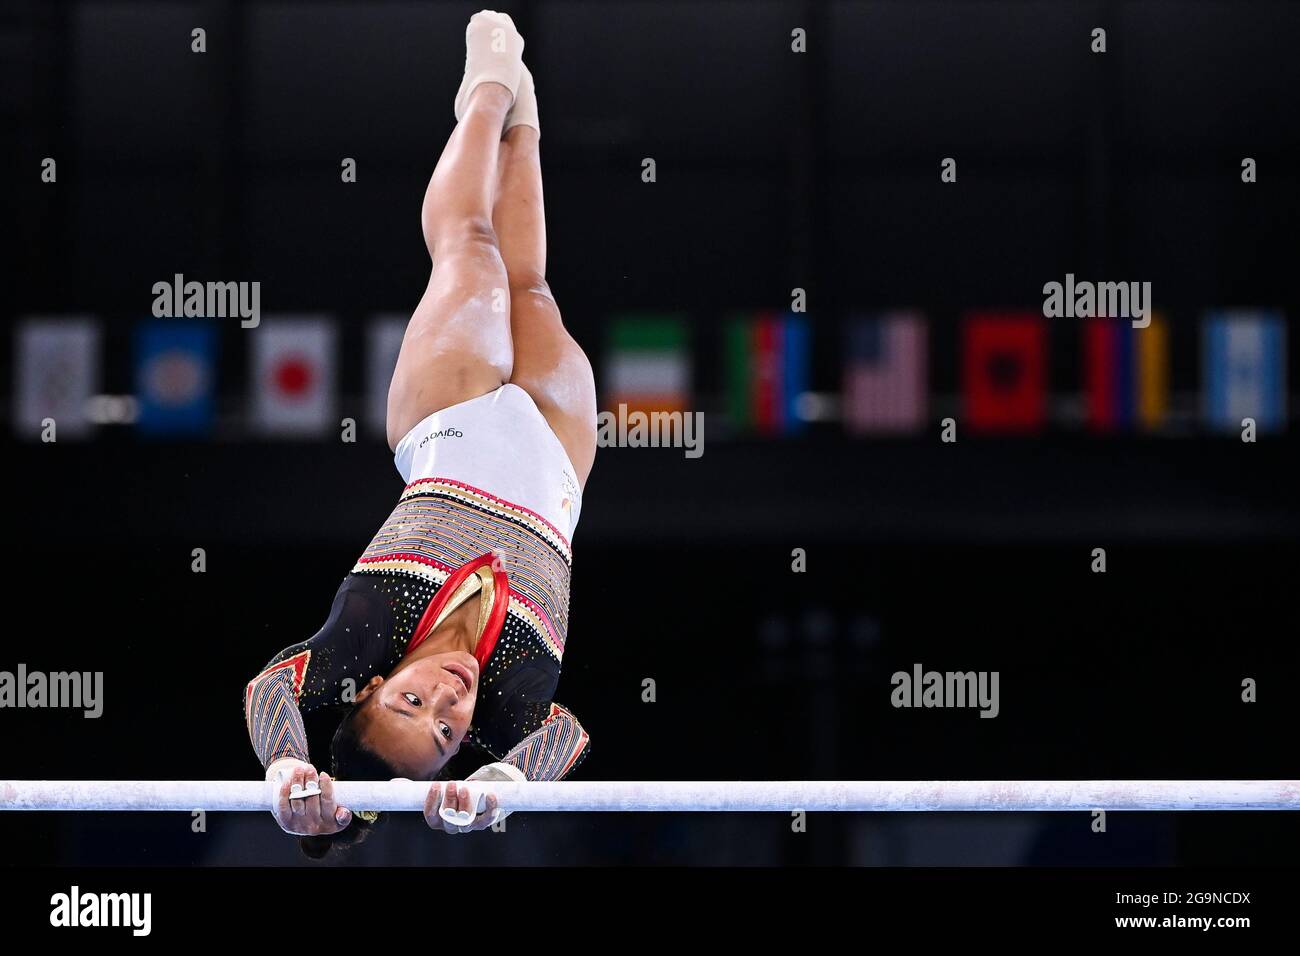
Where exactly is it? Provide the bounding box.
[3,0,1299,865]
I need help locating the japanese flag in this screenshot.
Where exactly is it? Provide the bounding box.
[250,316,337,436]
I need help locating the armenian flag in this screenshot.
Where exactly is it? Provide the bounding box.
[1082,313,1169,431]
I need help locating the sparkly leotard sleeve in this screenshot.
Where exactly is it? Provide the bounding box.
[244,575,399,769]
[493,702,589,780]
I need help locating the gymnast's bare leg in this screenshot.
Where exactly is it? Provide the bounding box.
[385,78,516,449]
[492,86,598,486]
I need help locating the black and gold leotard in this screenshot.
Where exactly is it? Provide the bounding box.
[244,478,589,781]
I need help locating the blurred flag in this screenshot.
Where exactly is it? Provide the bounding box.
[134,320,217,436]
[724,311,810,435]
[962,312,1047,433]
[605,314,690,413]
[14,317,101,440]
[1083,313,1169,432]
[843,312,927,434]
[249,316,337,437]
[1203,310,1286,432]
[367,315,407,438]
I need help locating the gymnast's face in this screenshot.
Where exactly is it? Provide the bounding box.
[352,651,479,778]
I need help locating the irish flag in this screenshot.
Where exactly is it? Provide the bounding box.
[604,314,690,413]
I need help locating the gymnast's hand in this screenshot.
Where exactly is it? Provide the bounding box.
[267,759,353,836]
[424,781,502,834]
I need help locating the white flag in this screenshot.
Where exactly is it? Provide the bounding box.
[366,315,407,439]
[14,317,101,440]
[249,315,337,436]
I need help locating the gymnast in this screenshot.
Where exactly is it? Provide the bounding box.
[242,10,596,857]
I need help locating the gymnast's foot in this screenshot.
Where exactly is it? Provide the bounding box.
[453,10,525,122]
[504,63,539,137]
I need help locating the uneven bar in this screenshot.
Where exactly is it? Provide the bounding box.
[1,780,1298,812]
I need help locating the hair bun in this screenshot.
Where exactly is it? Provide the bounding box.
[298,834,337,860]
[297,815,378,861]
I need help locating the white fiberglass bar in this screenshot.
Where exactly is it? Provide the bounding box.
[2,780,1298,812]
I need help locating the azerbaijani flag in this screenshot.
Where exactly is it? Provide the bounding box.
[1083,313,1169,431]
[724,311,810,435]
[604,314,690,413]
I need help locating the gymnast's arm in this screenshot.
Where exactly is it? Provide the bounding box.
[244,664,310,770]
[488,701,591,782]
[242,578,389,833]
[424,702,591,833]
[245,663,355,836]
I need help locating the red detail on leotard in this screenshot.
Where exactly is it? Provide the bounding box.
[405,553,509,670]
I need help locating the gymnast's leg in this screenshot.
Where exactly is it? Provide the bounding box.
[386,14,524,451]
[493,79,598,485]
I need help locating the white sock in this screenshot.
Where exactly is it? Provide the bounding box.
[504,64,540,138]
[453,10,524,122]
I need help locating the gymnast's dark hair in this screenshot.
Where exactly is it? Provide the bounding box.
[297,704,488,860]
[297,706,399,861]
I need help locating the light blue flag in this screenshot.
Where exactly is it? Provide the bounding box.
[1203,311,1286,432]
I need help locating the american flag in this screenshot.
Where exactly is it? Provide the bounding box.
[843,313,928,434]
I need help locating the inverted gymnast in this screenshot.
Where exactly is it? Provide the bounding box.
[243,11,597,857]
